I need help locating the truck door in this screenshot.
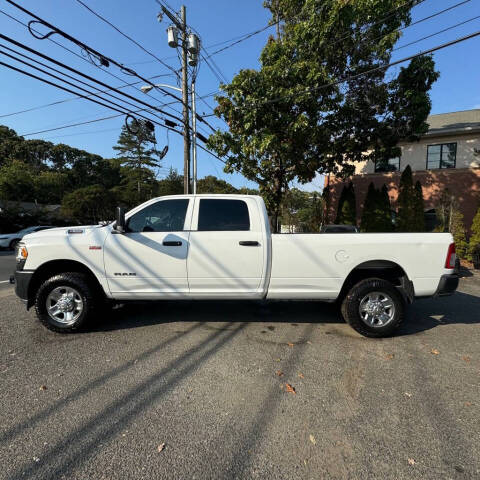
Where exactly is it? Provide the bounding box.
[104,198,192,298]
[187,197,265,297]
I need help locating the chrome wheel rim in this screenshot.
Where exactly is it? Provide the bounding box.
[359,291,395,328]
[46,286,83,325]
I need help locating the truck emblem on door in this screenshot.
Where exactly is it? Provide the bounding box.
[114,272,137,276]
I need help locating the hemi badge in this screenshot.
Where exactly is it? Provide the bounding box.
[89,246,102,250]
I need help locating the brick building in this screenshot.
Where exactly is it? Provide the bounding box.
[325,109,480,232]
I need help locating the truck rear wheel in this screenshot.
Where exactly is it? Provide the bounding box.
[34,273,97,333]
[341,278,404,338]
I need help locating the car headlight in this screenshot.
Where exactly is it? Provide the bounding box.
[16,243,28,263]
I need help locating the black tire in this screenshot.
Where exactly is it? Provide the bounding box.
[9,239,19,251]
[341,278,404,338]
[34,272,97,333]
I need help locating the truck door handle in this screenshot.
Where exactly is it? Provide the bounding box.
[163,241,182,246]
[239,241,259,246]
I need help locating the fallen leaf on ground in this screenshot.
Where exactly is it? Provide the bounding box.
[39,385,47,391]
[408,458,416,466]
[285,383,296,394]
[287,342,294,347]
[465,402,472,407]
[275,370,284,377]
[462,356,471,363]
[385,353,394,360]
[404,392,412,398]
[298,373,304,379]
[157,443,165,453]
[309,434,316,445]
[431,349,440,355]
[306,341,312,345]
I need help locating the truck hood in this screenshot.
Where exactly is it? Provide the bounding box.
[22,225,109,242]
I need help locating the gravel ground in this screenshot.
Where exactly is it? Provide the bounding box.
[0,272,479,479]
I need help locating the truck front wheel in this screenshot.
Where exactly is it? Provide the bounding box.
[34,273,97,333]
[341,278,404,338]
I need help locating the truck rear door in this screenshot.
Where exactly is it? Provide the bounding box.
[187,197,265,297]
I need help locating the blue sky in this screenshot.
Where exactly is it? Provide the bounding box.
[1,0,479,192]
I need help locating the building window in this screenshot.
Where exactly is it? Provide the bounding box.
[374,157,400,172]
[427,143,457,170]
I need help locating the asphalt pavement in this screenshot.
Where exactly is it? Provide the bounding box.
[0,252,15,291]
[0,270,479,479]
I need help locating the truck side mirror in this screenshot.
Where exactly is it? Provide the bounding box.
[115,207,126,233]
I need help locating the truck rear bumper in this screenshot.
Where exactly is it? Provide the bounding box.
[435,274,459,296]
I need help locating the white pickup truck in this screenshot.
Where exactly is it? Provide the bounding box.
[13,194,459,337]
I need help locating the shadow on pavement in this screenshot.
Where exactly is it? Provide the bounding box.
[88,299,342,333]
[398,291,480,336]
[87,291,480,337]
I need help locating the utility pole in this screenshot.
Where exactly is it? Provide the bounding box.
[162,4,191,194]
[191,81,197,194]
[180,5,190,194]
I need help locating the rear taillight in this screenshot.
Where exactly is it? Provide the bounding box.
[445,243,456,269]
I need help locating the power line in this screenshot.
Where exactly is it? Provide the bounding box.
[73,0,179,79]
[393,14,480,51]
[5,0,180,101]
[20,113,132,137]
[367,0,471,48]
[0,33,184,125]
[71,0,191,113]
[1,60,138,117]
[0,8,174,110]
[208,23,276,57]
[0,74,173,119]
[0,44,168,125]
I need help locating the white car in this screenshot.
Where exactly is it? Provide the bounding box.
[13,195,458,337]
[0,226,53,250]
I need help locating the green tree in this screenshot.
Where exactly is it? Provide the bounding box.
[413,180,426,232]
[113,124,160,170]
[0,160,35,202]
[208,0,438,231]
[450,209,468,260]
[396,165,416,231]
[336,182,356,225]
[361,183,393,232]
[157,168,184,196]
[379,185,394,232]
[360,182,377,232]
[61,185,117,224]
[434,190,468,259]
[280,188,324,232]
[197,175,238,194]
[113,123,161,203]
[468,205,480,261]
[34,170,68,204]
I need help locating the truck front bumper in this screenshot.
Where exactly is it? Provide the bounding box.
[435,274,459,296]
[13,270,34,305]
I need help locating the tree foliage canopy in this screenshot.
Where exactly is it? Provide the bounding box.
[208,0,439,227]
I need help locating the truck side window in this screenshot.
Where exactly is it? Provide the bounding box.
[198,199,250,231]
[127,199,189,233]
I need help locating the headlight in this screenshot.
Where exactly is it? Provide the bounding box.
[16,243,28,262]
